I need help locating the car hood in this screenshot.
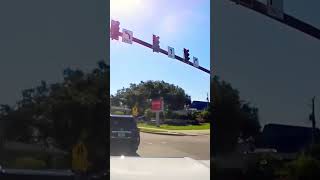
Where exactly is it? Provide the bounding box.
[110,156,210,180]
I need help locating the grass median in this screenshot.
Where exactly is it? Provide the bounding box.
[138,122,210,131]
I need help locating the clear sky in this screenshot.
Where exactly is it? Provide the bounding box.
[214,0,320,127]
[110,0,210,102]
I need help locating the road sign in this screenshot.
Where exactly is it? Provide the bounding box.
[151,98,163,112]
[72,142,89,172]
[267,0,284,20]
[132,106,138,116]
[122,29,133,44]
[168,46,175,59]
[193,57,199,68]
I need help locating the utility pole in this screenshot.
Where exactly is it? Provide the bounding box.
[310,97,316,145]
[206,92,209,109]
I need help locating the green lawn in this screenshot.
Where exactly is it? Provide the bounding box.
[138,122,210,130]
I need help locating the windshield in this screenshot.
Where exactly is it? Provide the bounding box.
[110,0,211,162]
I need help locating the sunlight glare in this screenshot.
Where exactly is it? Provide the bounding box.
[111,0,142,18]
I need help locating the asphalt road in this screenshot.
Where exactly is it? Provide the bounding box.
[136,132,210,160]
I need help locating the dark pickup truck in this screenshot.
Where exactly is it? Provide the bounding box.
[110,114,140,154]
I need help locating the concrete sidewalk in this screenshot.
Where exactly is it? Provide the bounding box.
[139,127,210,136]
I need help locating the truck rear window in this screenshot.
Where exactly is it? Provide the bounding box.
[111,117,136,129]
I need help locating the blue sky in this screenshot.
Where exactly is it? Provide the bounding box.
[110,0,210,102]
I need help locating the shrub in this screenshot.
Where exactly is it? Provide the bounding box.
[11,157,47,169]
[144,108,153,120]
[244,154,282,180]
[306,144,320,160]
[113,111,124,115]
[200,110,210,122]
[277,155,320,180]
[164,110,180,119]
[163,119,187,126]
[191,111,201,120]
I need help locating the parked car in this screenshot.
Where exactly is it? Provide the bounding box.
[110,114,140,154]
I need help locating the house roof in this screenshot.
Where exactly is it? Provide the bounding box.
[257,123,320,153]
[189,101,209,110]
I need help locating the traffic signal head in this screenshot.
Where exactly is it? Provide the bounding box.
[183,48,190,61]
[152,34,160,52]
[110,20,120,40]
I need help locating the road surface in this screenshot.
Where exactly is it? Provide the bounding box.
[137,132,210,160]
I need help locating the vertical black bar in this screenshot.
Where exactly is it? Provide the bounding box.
[106,1,110,179]
[0,0,109,179]
[210,0,214,179]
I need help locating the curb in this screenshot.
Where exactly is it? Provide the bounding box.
[141,131,193,136]
[139,129,200,136]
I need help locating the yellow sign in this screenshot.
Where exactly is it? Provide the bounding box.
[72,142,89,172]
[132,106,138,116]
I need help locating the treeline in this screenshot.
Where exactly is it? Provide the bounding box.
[111,80,191,113]
[0,60,109,156]
[211,76,261,154]
[110,80,212,123]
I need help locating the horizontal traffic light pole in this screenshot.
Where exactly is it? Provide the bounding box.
[230,0,320,41]
[119,32,210,74]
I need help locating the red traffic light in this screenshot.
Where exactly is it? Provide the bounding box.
[110,20,120,40]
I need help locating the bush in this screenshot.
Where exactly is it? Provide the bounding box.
[306,144,320,160]
[244,154,282,180]
[191,110,210,123]
[165,110,173,118]
[191,111,201,120]
[187,119,200,125]
[278,155,320,180]
[49,156,70,169]
[113,111,124,115]
[200,110,210,122]
[11,157,47,169]
[177,114,190,120]
[144,108,153,120]
[163,119,188,126]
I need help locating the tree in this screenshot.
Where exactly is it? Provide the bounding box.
[239,103,260,139]
[110,80,191,114]
[278,155,320,180]
[3,60,109,170]
[211,76,261,155]
[144,108,153,120]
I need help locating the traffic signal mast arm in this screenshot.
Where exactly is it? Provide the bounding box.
[231,0,320,40]
[118,31,210,74]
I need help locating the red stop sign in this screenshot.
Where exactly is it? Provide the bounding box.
[151,99,162,111]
